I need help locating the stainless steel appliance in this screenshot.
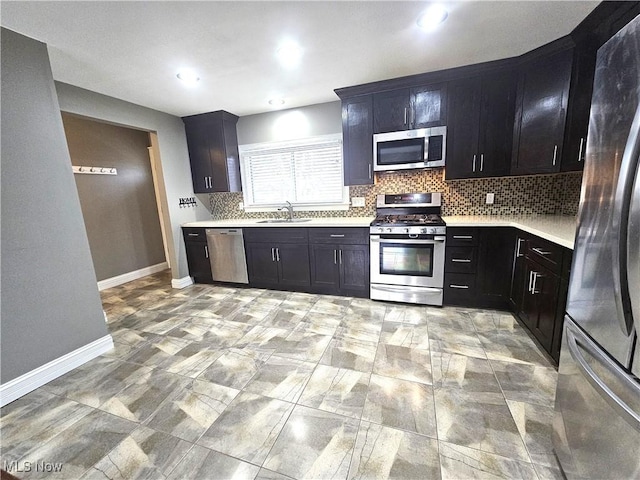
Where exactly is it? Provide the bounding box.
[373,126,446,172]
[553,14,640,479]
[205,228,249,284]
[370,192,446,305]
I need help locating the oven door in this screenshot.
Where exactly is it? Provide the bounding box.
[370,234,445,288]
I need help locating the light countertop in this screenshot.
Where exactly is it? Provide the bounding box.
[443,215,577,249]
[182,217,375,228]
[183,214,577,249]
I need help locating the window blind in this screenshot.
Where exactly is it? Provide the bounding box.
[241,136,345,207]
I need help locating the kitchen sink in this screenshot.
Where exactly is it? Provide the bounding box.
[256,218,312,223]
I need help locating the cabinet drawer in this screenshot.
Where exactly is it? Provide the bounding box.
[243,227,308,244]
[526,236,564,274]
[308,228,368,245]
[447,228,479,246]
[444,273,477,305]
[445,246,477,273]
[182,227,207,243]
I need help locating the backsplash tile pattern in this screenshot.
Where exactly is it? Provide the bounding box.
[208,170,582,219]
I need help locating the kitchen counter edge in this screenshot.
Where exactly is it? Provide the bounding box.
[182,217,375,228]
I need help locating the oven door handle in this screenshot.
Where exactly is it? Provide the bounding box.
[370,236,445,244]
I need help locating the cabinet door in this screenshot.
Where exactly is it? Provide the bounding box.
[185,242,213,283]
[339,244,369,296]
[342,96,374,185]
[445,78,481,180]
[246,243,279,287]
[512,48,573,175]
[310,244,340,293]
[531,267,560,353]
[373,89,411,133]
[184,121,213,193]
[476,228,514,309]
[277,244,311,287]
[478,70,516,177]
[509,236,528,311]
[411,83,447,128]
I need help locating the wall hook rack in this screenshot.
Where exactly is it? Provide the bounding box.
[73,166,117,175]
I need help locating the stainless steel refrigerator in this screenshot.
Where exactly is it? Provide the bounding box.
[553,14,640,480]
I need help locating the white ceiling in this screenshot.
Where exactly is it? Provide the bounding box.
[2,1,599,118]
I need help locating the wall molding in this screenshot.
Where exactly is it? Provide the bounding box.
[97,262,168,291]
[171,276,193,289]
[0,335,114,407]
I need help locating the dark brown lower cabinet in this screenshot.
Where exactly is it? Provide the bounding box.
[444,227,514,309]
[510,232,573,364]
[182,227,213,283]
[310,243,369,298]
[245,242,311,290]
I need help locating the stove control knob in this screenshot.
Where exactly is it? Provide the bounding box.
[403,228,409,234]
[386,228,392,233]
[420,227,427,234]
[377,227,384,233]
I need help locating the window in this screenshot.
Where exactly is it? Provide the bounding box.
[239,134,348,211]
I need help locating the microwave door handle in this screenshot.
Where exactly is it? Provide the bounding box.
[612,104,640,336]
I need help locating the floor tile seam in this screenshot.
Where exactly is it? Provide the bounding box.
[483,350,537,466]
[368,370,434,387]
[437,438,538,468]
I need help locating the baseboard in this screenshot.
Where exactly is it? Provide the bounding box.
[171,276,194,289]
[0,334,114,407]
[97,262,168,291]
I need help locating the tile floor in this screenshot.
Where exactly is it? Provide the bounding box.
[1,271,564,479]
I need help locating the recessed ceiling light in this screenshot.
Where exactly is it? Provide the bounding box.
[176,69,200,85]
[417,5,449,31]
[276,41,303,68]
[268,98,286,106]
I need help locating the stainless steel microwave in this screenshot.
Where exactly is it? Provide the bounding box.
[373,126,446,172]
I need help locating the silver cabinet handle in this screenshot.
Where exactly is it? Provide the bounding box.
[204,245,208,258]
[552,145,558,166]
[480,153,484,172]
[188,233,199,237]
[531,272,542,294]
[276,248,280,262]
[453,235,473,240]
[330,234,345,238]
[528,270,534,293]
[516,238,525,257]
[472,154,476,173]
[578,137,585,162]
[204,176,208,188]
[449,284,470,289]
[339,249,343,264]
[368,163,372,180]
[410,105,415,126]
[271,247,275,262]
[404,107,408,126]
[531,247,551,256]
[451,258,472,263]
[334,249,337,265]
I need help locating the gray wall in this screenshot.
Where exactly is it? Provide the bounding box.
[1,28,109,383]
[237,101,342,145]
[55,83,208,280]
[62,114,166,281]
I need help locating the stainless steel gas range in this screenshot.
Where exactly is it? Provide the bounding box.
[369,192,446,306]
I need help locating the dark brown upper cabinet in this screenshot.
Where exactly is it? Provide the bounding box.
[341,95,374,185]
[446,68,516,179]
[511,45,574,175]
[182,110,241,193]
[373,83,447,133]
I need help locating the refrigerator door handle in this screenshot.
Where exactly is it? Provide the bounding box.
[612,104,640,336]
[566,323,640,430]
[627,144,640,334]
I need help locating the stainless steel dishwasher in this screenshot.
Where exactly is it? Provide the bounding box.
[205,229,249,284]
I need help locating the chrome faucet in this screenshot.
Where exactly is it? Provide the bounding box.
[279,201,294,221]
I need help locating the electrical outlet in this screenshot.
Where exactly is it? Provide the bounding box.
[238,201,244,210]
[485,193,495,205]
[351,197,366,207]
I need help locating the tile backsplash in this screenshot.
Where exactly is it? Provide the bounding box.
[208,169,583,219]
